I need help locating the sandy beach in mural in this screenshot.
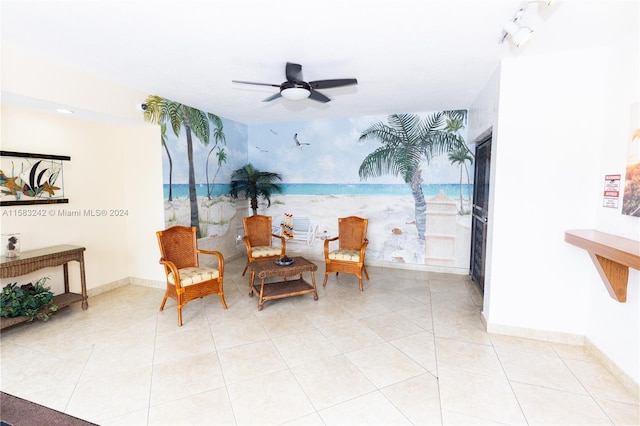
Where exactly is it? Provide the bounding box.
[164,192,472,269]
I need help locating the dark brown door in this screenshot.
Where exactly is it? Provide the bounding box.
[470,134,491,292]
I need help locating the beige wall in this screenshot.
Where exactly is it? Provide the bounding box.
[1,45,165,292]
[0,105,165,293]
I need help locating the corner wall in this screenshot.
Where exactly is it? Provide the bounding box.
[479,41,639,386]
[587,33,640,388]
[1,45,165,293]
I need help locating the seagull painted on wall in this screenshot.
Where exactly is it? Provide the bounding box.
[255,146,268,153]
[293,133,310,149]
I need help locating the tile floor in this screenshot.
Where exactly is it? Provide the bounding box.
[1,258,639,425]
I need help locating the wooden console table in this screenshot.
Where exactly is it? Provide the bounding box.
[565,230,640,302]
[1,245,88,329]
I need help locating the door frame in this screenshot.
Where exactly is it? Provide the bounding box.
[469,129,493,292]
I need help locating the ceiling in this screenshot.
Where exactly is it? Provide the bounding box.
[1,0,637,125]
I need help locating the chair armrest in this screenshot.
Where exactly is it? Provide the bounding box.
[196,249,225,276]
[242,236,253,255]
[271,234,287,254]
[159,258,182,287]
[323,236,339,257]
[359,238,369,260]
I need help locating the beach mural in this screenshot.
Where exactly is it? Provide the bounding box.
[147,95,474,273]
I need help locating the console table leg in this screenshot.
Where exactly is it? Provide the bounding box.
[79,252,88,310]
[63,263,70,293]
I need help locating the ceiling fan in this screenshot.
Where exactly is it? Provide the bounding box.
[232,62,357,103]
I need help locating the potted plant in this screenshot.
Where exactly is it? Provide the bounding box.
[1,277,58,322]
[228,163,283,215]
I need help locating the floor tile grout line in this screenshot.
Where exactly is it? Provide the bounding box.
[428,275,446,425]
[491,335,531,425]
[554,347,620,424]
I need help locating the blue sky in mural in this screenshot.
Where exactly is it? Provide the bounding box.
[161,111,471,186]
[249,112,470,185]
[161,116,248,185]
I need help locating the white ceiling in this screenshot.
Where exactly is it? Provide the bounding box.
[1,0,637,125]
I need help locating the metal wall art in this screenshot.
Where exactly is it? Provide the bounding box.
[0,151,70,206]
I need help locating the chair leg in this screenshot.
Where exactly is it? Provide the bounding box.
[159,293,168,311]
[363,265,369,280]
[323,271,329,287]
[219,293,228,309]
[242,261,249,276]
[177,293,184,326]
[359,275,363,292]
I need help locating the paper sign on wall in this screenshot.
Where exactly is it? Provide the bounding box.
[603,174,621,208]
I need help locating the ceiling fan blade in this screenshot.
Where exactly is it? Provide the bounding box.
[285,62,303,82]
[232,80,280,88]
[262,92,283,102]
[308,90,331,103]
[309,78,358,90]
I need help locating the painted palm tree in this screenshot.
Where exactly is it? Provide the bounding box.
[359,111,463,240]
[209,148,227,198]
[160,122,174,202]
[448,138,474,213]
[229,163,282,216]
[205,117,226,199]
[143,95,223,236]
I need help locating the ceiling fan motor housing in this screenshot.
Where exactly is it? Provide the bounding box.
[281,81,310,91]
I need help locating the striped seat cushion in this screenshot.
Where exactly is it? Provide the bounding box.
[328,249,361,261]
[168,266,220,286]
[251,246,282,257]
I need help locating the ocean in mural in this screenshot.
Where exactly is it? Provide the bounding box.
[164,183,473,200]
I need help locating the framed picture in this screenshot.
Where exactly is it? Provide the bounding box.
[622,103,640,217]
[0,151,70,206]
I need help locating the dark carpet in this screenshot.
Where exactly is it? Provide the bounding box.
[0,392,97,426]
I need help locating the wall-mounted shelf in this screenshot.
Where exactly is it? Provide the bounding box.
[565,229,640,302]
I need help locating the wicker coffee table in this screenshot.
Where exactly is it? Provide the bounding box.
[248,256,318,310]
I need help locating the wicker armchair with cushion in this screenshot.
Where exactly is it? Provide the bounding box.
[242,215,286,279]
[156,226,227,326]
[323,216,370,292]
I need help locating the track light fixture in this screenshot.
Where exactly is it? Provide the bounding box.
[500,0,552,48]
[500,3,533,47]
[503,20,534,47]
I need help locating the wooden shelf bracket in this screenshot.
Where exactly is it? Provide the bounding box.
[565,229,640,302]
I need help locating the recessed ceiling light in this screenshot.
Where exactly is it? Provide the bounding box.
[56,108,74,114]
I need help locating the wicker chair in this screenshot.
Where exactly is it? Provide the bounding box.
[242,215,286,279]
[323,216,370,292]
[156,226,227,326]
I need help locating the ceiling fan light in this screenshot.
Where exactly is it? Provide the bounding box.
[281,87,311,101]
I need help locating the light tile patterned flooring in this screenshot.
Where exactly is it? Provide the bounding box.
[1,257,639,425]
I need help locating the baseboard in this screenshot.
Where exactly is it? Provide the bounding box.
[584,338,640,401]
[485,321,639,399]
[128,276,165,290]
[86,277,130,297]
[86,276,165,298]
[486,322,585,345]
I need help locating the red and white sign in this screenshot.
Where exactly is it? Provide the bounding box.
[603,174,621,208]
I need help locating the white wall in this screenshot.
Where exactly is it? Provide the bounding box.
[587,34,640,385]
[489,47,604,335]
[478,40,639,385]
